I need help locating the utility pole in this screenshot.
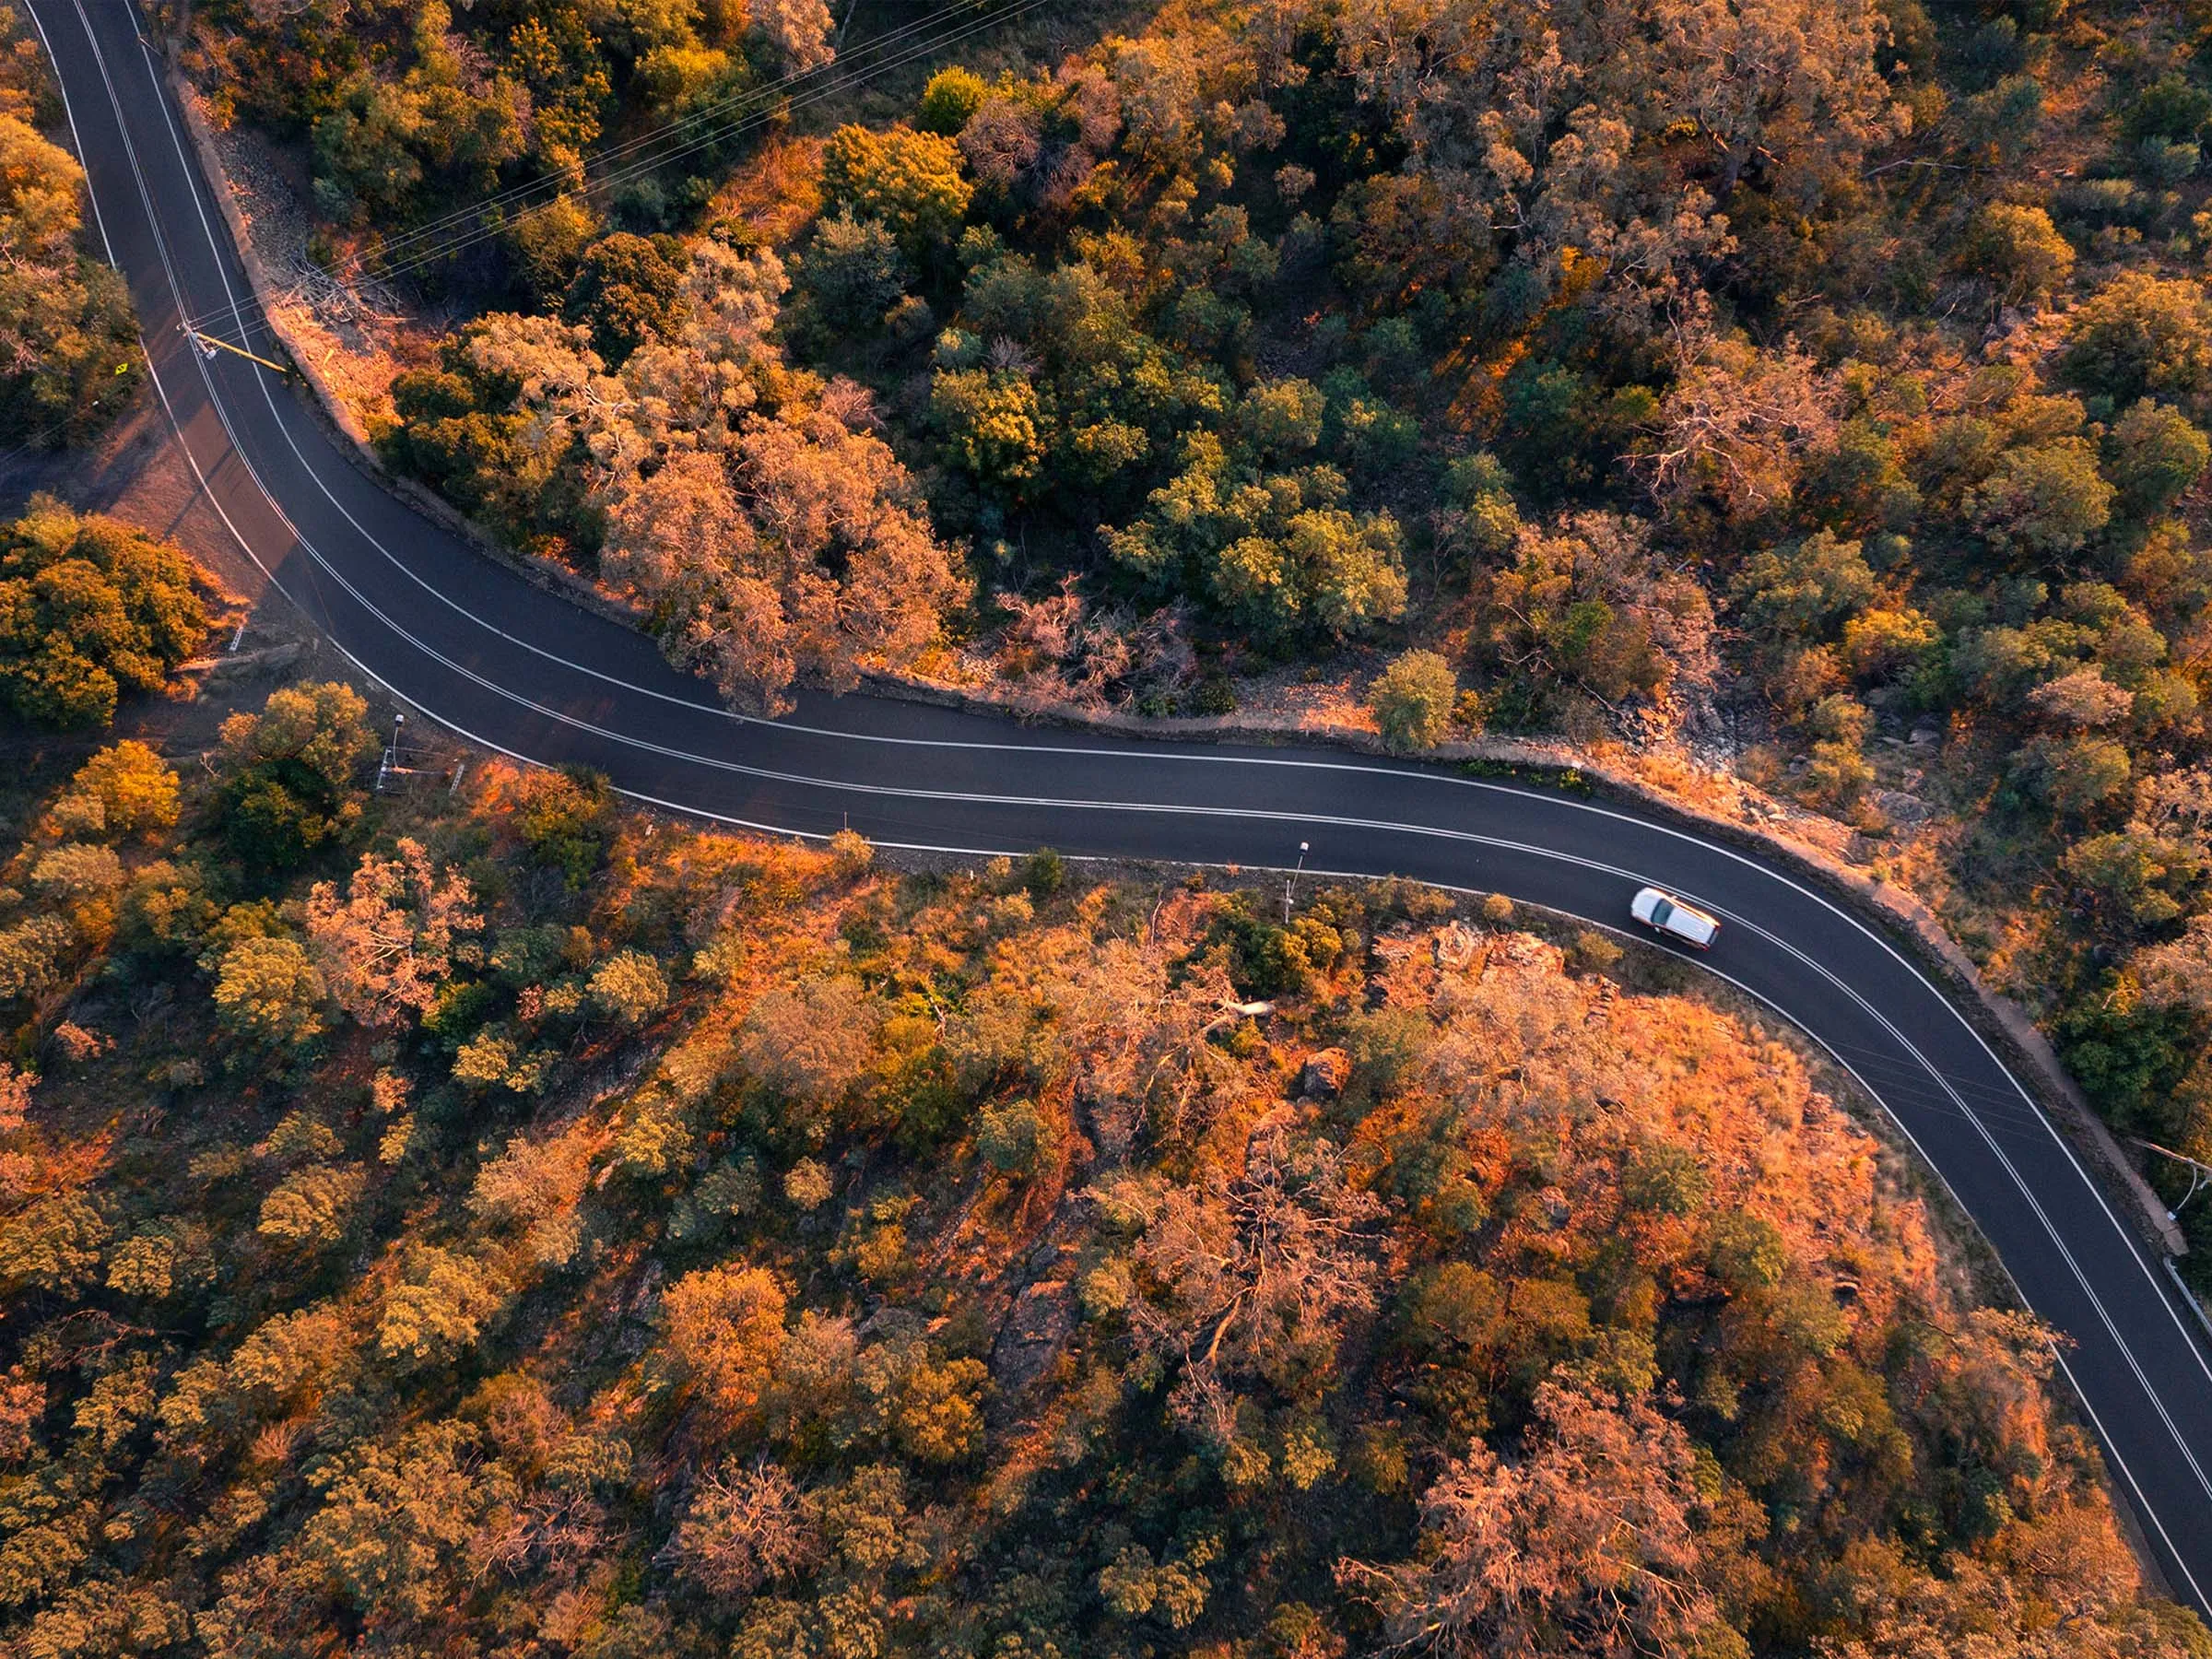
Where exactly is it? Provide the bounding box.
[378,712,406,794]
[1284,841,1309,925]
[182,324,291,377]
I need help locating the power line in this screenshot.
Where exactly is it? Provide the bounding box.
[183,0,1040,335]
[358,0,998,271]
[353,0,1043,289]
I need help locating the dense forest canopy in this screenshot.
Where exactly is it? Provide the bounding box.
[2,664,2206,1655]
[169,0,2212,1266]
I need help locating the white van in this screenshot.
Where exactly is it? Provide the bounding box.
[1630,887,1720,949]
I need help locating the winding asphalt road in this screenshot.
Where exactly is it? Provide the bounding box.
[27,0,2212,1609]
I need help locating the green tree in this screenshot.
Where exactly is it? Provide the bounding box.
[1371,649,1459,751]
[0,497,207,728]
[2108,401,2210,519]
[563,230,686,363]
[818,124,972,260]
[217,682,378,870]
[916,65,987,135]
[1729,532,1877,641]
[1957,203,2075,304]
[1968,440,2115,561]
[794,212,912,334]
[211,935,327,1050]
[977,1099,1056,1176]
[2062,273,2212,406]
[931,368,1044,495]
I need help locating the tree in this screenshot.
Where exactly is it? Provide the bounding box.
[660,1460,818,1595]
[1968,440,2114,561]
[0,1193,110,1299]
[211,935,327,1050]
[600,406,969,715]
[307,840,482,1027]
[0,496,207,728]
[752,0,834,71]
[917,65,987,135]
[1642,335,1838,519]
[1728,532,1877,642]
[1476,515,1716,719]
[818,124,973,259]
[564,231,687,363]
[257,1163,366,1250]
[377,1247,508,1368]
[977,1098,1057,1176]
[739,974,882,1106]
[2012,735,2134,818]
[53,741,180,840]
[2061,274,2212,406]
[1107,435,1407,644]
[2108,401,2209,520]
[1096,1123,1385,1418]
[1336,1384,1723,1659]
[383,312,617,554]
[1957,203,2075,305]
[932,368,1045,495]
[300,1420,519,1622]
[2133,915,2212,1016]
[591,949,670,1022]
[471,1120,600,1267]
[661,1262,789,1421]
[501,763,616,886]
[222,681,379,791]
[217,682,378,869]
[1371,650,1460,751]
[794,212,911,335]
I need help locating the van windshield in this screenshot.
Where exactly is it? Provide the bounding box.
[1650,898,1675,926]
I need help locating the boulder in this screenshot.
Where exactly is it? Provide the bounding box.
[1298,1048,1351,1100]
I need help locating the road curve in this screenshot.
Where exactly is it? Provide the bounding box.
[28,0,2212,1610]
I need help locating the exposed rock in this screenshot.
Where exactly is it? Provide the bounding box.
[1873,789,1935,826]
[1297,1048,1350,1100]
[991,1277,1075,1395]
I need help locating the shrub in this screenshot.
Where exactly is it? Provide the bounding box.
[1956,203,2074,304]
[1371,650,1459,751]
[916,66,988,135]
[977,1099,1055,1176]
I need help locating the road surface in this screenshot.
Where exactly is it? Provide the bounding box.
[27,0,2212,1611]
